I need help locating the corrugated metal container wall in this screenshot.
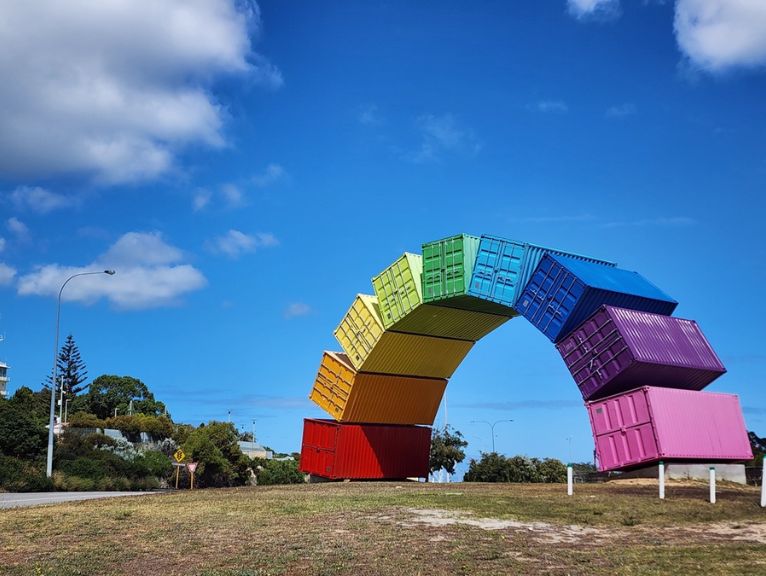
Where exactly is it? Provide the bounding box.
[333,294,475,377]
[361,331,474,379]
[517,254,678,343]
[372,253,511,340]
[468,235,616,309]
[421,234,517,316]
[557,306,726,400]
[587,387,752,471]
[299,419,431,480]
[309,351,447,425]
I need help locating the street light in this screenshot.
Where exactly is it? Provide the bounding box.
[471,419,514,454]
[46,269,115,478]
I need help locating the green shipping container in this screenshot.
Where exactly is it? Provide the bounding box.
[372,251,509,341]
[422,234,518,317]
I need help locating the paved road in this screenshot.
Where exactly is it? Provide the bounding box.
[0,491,157,509]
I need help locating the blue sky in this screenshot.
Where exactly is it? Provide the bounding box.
[1,0,764,470]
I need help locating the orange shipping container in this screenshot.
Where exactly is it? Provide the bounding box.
[310,351,447,425]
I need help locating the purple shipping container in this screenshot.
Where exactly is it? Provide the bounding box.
[587,387,752,472]
[557,306,726,400]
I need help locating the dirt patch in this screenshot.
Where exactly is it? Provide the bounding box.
[395,507,608,544]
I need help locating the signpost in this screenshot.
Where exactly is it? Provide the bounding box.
[173,449,186,489]
[187,462,198,490]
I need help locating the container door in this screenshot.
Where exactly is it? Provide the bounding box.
[468,237,524,306]
[595,423,658,470]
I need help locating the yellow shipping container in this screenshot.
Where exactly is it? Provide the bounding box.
[334,294,474,378]
[309,351,447,425]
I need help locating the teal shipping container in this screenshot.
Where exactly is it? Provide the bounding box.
[422,234,517,316]
[468,235,616,309]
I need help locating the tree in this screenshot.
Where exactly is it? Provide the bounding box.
[82,375,167,419]
[255,459,305,485]
[747,430,765,466]
[429,426,468,475]
[182,421,250,488]
[45,334,88,397]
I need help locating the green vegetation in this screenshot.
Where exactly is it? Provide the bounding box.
[429,425,468,475]
[464,453,567,482]
[0,482,763,575]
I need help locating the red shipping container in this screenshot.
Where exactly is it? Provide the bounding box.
[299,418,431,480]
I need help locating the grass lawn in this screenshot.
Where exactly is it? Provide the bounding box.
[0,481,764,575]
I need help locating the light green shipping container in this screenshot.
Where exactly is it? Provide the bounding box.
[421,234,518,317]
[372,252,509,341]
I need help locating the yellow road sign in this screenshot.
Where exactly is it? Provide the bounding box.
[174,448,186,463]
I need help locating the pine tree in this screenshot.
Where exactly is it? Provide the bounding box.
[44,334,88,397]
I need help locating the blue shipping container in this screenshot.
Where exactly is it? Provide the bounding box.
[516,254,678,343]
[468,235,616,309]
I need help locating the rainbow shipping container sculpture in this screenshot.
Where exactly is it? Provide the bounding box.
[299,233,752,480]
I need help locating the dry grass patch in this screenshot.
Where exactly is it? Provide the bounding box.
[0,481,763,575]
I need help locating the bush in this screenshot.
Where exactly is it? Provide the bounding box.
[256,459,305,485]
[464,453,568,483]
[0,455,53,492]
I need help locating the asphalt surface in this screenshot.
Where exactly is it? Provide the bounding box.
[0,491,157,509]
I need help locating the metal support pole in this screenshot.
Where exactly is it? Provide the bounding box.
[567,464,573,496]
[659,461,665,500]
[45,270,115,478]
[709,466,716,504]
[761,459,765,508]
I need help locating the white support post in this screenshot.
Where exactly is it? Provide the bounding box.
[760,459,765,508]
[567,464,573,496]
[709,466,716,504]
[658,461,665,500]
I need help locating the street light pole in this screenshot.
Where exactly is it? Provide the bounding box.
[46,270,115,478]
[471,419,514,453]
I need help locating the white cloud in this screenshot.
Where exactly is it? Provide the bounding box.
[567,0,621,20]
[605,103,637,118]
[206,229,278,258]
[675,0,766,73]
[411,114,481,163]
[0,262,16,285]
[17,231,206,309]
[535,100,569,114]
[252,164,286,188]
[6,186,77,213]
[220,184,245,207]
[284,302,311,318]
[603,216,697,228]
[0,1,281,184]
[192,188,213,212]
[6,217,29,239]
[358,104,383,126]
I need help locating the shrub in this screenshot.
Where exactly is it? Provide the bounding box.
[256,459,305,486]
[464,453,568,483]
[0,455,53,492]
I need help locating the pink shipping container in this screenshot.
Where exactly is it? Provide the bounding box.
[557,306,726,401]
[587,387,752,472]
[299,418,430,480]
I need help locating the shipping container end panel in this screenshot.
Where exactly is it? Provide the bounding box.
[422,234,480,303]
[468,236,526,307]
[373,253,424,330]
[334,295,385,370]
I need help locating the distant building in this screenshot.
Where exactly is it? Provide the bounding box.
[0,361,8,398]
[238,441,273,459]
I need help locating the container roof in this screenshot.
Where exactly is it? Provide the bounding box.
[550,255,676,303]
